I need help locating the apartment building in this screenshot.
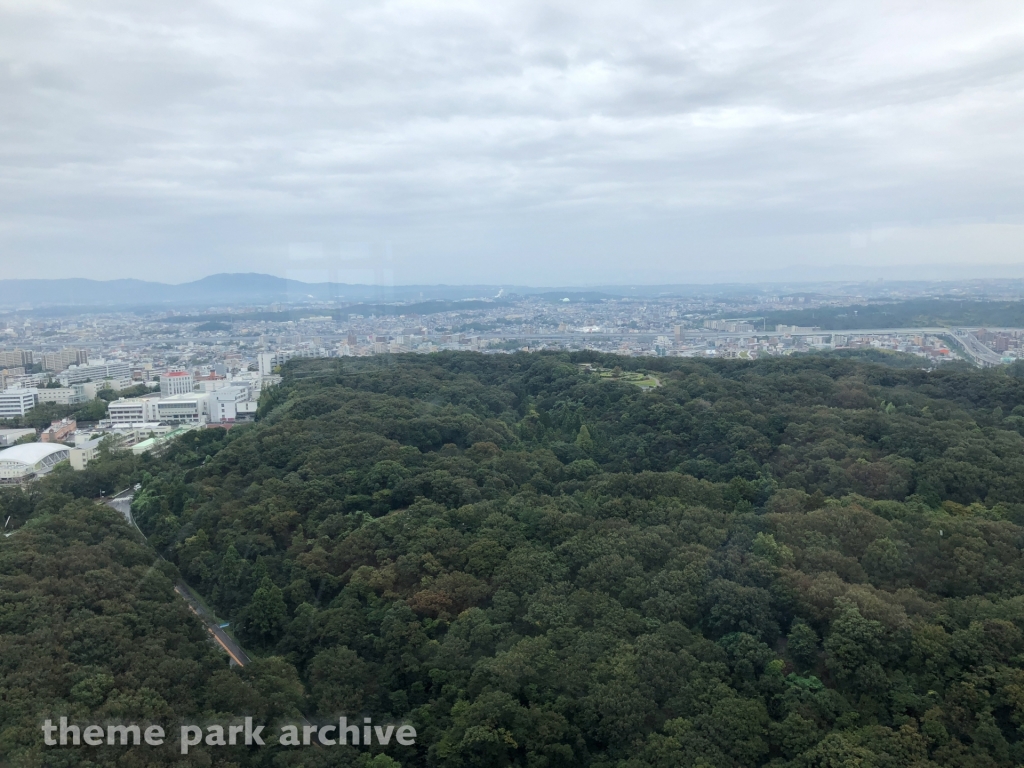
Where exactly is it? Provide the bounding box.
[0,350,33,368]
[41,348,89,372]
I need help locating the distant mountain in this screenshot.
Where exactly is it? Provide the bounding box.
[0,274,534,309]
[0,273,651,311]
[4,272,1024,312]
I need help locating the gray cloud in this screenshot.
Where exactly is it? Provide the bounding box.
[1,0,1022,284]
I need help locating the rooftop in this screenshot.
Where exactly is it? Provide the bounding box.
[0,443,69,465]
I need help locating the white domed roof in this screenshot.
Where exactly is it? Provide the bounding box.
[0,442,69,466]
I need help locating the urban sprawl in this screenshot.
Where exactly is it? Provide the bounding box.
[1,291,1021,483]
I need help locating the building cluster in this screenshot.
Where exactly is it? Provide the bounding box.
[5,283,1024,485]
[0,354,277,482]
[973,329,1024,362]
[664,330,955,363]
[105,370,263,428]
[41,348,89,371]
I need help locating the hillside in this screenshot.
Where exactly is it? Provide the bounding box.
[747,299,1024,330]
[0,491,306,767]
[118,352,1024,767]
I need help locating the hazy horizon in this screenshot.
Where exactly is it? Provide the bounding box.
[3,0,1023,284]
[10,264,1024,291]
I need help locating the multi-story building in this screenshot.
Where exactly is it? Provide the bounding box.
[36,387,84,406]
[58,361,131,386]
[41,348,89,372]
[0,350,33,368]
[775,325,821,335]
[257,349,327,375]
[704,320,757,333]
[160,370,194,397]
[70,438,103,470]
[0,388,38,420]
[3,373,49,392]
[210,386,248,423]
[195,377,232,393]
[257,352,275,377]
[107,396,161,425]
[155,393,210,425]
[0,367,25,391]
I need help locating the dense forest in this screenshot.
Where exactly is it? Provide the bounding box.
[8,351,1024,766]
[0,451,330,767]
[743,298,1024,330]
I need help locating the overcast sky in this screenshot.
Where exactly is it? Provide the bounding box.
[2,0,1023,285]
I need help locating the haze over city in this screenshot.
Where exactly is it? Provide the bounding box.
[3,0,1023,285]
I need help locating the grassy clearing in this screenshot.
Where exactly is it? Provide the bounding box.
[580,364,661,388]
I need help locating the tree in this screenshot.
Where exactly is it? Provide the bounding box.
[787,620,820,671]
[246,577,288,645]
[823,600,884,682]
[575,424,593,453]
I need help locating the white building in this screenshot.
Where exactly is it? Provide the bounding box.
[775,325,821,335]
[91,423,171,444]
[195,378,230,393]
[36,387,84,406]
[155,393,210,425]
[0,388,38,419]
[211,386,248,423]
[4,372,48,390]
[58,362,132,386]
[0,442,70,483]
[107,396,161,425]
[70,438,103,470]
[257,352,275,377]
[73,382,100,401]
[236,401,258,419]
[160,370,194,397]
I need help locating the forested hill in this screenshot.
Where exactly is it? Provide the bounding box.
[0,493,308,767]
[119,352,1024,767]
[744,298,1024,329]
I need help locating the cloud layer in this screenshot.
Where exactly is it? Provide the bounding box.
[2,0,1023,284]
